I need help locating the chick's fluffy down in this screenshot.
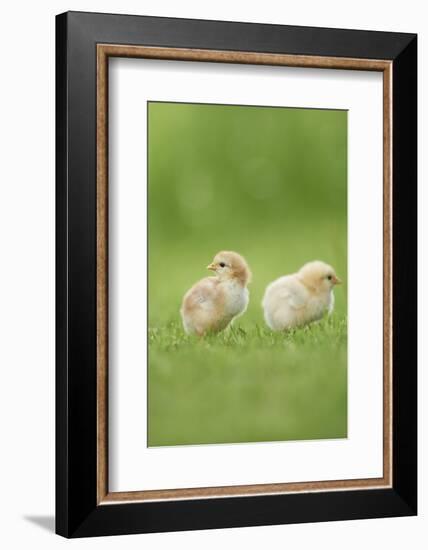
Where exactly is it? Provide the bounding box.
[262,261,340,331]
[181,251,251,336]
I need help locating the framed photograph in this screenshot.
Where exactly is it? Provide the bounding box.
[56,11,417,538]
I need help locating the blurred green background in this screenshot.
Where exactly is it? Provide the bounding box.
[148,101,347,447]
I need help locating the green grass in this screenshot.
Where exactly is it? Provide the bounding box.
[148,317,347,446]
[147,101,348,447]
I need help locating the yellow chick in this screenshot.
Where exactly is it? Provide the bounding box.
[262,260,342,331]
[180,251,252,336]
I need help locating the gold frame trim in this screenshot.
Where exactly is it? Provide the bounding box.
[96,44,393,505]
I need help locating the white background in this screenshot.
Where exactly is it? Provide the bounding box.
[0,1,425,548]
[110,60,383,492]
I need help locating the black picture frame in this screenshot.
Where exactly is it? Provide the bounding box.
[56,11,417,538]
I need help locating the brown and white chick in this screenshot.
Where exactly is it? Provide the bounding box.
[180,251,252,336]
[262,260,341,331]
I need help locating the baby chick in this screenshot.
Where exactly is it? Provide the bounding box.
[262,260,341,331]
[181,251,252,336]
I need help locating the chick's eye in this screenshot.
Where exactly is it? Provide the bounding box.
[219,262,226,268]
[327,275,332,280]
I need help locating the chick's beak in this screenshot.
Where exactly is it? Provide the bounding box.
[333,275,342,285]
[207,263,216,271]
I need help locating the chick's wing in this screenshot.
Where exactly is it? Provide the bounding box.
[184,277,220,310]
[274,277,307,310]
